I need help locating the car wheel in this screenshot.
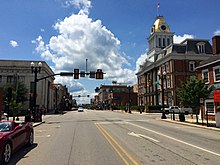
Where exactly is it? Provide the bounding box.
[1,143,12,164]
[27,132,34,146]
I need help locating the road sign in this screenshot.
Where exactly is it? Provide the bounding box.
[214,91,220,102]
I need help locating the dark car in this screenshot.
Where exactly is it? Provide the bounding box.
[0,121,34,164]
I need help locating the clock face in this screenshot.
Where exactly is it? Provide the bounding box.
[160,25,167,31]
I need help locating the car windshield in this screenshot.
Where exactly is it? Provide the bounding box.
[0,122,11,132]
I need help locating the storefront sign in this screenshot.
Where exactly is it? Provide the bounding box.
[214,91,220,102]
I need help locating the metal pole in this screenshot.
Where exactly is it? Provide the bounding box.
[33,68,37,122]
[128,86,131,113]
[161,75,166,119]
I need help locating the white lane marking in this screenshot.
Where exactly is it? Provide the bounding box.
[126,122,220,157]
[35,135,51,138]
[128,132,160,143]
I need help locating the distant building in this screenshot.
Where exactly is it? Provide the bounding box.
[136,16,213,110]
[0,60,55,112]
[195,36,220,120]
[95,84,137,110]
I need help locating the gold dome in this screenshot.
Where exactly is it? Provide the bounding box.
[151,16,170,34]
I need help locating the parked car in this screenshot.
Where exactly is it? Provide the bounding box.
[1,113,8,120]
[0,121,34,164]
[164,106,193,115]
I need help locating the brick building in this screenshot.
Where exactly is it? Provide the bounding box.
[136,16,213,110]
[95,84,137,110]
[195,36,220,120]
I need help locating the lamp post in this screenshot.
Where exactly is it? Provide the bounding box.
[31,61,42,122]
[128,86,131,113]
[158,70,167,119]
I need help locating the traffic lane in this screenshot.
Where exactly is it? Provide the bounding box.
[129,119,220,155]
[126,121,220,164]
[98,121,195,165]
[14,111,126,165]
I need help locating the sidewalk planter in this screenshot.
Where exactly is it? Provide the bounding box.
[215,112,220,128]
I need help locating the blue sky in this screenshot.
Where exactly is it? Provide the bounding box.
[0,0,220,103]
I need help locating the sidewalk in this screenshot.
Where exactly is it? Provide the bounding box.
[113,110,220,131]
[161,114,219,131]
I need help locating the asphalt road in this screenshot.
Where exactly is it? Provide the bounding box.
[9,110,220,165]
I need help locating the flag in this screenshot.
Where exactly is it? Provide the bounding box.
[157,2,160,8]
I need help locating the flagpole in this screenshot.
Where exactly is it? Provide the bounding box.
[157,2,160,16]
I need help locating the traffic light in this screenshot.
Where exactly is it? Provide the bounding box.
[96,69,103,79]
[74,69,79,79]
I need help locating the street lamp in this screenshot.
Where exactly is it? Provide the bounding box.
[158,70,167,119]
[31,61,42,122]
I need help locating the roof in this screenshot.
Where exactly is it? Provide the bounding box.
[195,54,220,69]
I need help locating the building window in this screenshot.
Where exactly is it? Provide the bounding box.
[163,38,166,47]
[167,76,171,88]
[213,66,220,82]
[7,76,13,83]
[158,38,161,47]
[197,42,205,54]
[167,38,170,46]
[189,61,195,72]
[205,101,214,114]
[165,63,170,73]
[0,75,2,83]
[202,69,209,83]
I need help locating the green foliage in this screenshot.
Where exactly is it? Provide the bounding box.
[3,82,28,120]
[177,76,212,113]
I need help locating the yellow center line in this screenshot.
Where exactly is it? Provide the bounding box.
[96,123,139,165]
[96,124,129,165]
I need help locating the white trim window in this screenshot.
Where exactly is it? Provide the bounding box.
[213,66,220,82]
[167,76,171,88]
[189,61,195,72]
[202,69,209,84]
[165,63,170,73]
[197,42,205,54]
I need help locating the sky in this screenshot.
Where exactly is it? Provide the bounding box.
[0,0,220,104]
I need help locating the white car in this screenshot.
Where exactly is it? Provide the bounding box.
[78,107,84,112]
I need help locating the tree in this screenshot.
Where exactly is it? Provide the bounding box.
[3,82,28,120]
[177,76,213,123]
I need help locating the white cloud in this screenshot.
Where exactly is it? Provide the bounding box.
[135,52,148,73]
[173,34,194,44]
[33,3,136,95]
[10,40,19,47]
[214,29,220,35]
[63,0,91,14]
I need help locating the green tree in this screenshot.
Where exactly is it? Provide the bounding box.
[3,82,28,120]
[177,76,213,123]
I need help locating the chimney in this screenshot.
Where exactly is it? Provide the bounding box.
[212,36,220,55]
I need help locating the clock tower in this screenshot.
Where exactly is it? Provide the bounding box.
[147,16,174,62]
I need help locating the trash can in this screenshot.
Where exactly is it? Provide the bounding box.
[179,113,185,122]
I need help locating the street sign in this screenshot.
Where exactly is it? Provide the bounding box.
[214,91,220,102]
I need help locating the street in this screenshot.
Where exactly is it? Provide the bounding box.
[9,110,220,165]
